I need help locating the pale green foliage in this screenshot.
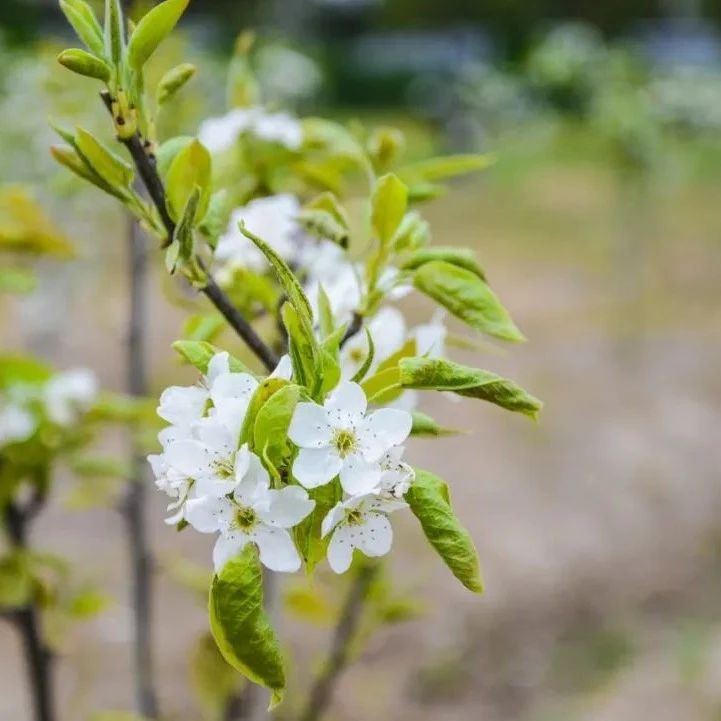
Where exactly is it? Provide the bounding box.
[209,546,285,708]
[127,0,190,71]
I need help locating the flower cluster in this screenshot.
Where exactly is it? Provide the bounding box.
[149,354,416,575]
[0,368,98,446]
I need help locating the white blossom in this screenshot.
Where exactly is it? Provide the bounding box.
[215,194,304,272]
[321,493,406,574]
[0,403,36,445]
[185,446,314,572]
[43,368,98,426]
[198,107,303,154]
[341,306,406,379]
[288,381,412,495]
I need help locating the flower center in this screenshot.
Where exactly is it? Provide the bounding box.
[333,428,358,459]
[349,347,365,363]
[346,509,364,526]
[214,457,235,480]
[234,505,257,531]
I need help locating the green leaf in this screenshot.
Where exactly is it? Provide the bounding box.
[172,186,205,283]
[392,211,430,251]
[297,209,349,247]
[397,154,495,183]
[281,302,317,391]
[190,632,244,721]
[51,145,123,199]
[371,173,407,245]
[0,552,34,608]
[239,223,314,327]
[406,469,483,593]
[0,267,36,294]
[127,0,189,70]
[156,135,193,179]
[166,139,211,223]
[240,377,289,451]
[410,411,461,437]
[182,313,225,343]
[104,0,125,66]
[350,327,375,383]
[209,546,286,707]
[294,482,342,573]
[59,0,105,56]
[402,247,485,280]
[198,189,230,250]
[0,355,52,389]
[413,261,524,343]
[172,340,253,375]
[399,357,542,419]
[316,284,334,340]
[57,48,111,82]
[75,127,134,190]
[157,62,196,105]
[253,384,301,470]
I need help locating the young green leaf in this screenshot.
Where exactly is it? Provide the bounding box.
[209,547,286,708]
[172,340,253,375]
[253,384,301,470]
[406,469,483,593]
[57,48,111,82]
[371,173,408,245]
[198,189,230,250]
[402,247,486,280]
[410,411,461,437]
[156,135,194,178]
[74,127,134,190]
[239,377,289,450]
[350,327,375,383]
[50,145,124,199]
[104,0,125,66]
[399,357,542,419]
[397,153,495,183]
[316,284,335,340]
[128,0,190,70]
[156,62,196,105]
[166,139,211,222]
[294,482,342,573]
[59,0,105,56]
[413,260,524,343]
[392,211,430,251]
[281,302,317,391]
[297,209,349,247]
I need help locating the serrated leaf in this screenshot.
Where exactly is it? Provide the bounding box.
[397,154,495,183]
[172,340,253,375]
[59,0,105,56]
[157,62,196,105]
[57,48,111,82]
[371,173,407,245]
[410,411,461,437]
[399,357,542,419]
[209,546,286,707]
[166,139,211,223]
[413,261,524,343]
[406,469,483,593]
[75,127,134,190]
[402,247,485,280]
[128,0,189,70]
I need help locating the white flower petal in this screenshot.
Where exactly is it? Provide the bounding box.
[158,424,192,448]
[339,453,382,496]
[212,533,250,573]
[164,440,210,477]
[321,501,346,538]
[185,496,229,533]
[157,385,207,426]
[206,352,230,385]
[327,525,355,574]
[252,526,301,572]
[210,372,258,407]
[326,381,367,422]
[164,507,185,526]
[358,512,393,557]
[270,354,293,380]
[288,402,333,448]
[359,409,412,461]
[292,447,342,488]
[259,486,315,528]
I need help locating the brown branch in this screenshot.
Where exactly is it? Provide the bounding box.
[299,563,379,721]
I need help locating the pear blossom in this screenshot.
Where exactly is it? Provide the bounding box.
[376,446,415,499]
[0,402,36,445]
[414,312,447,357]
[341,306,406,379]
[198,107,303,154]
[288,381,412,495]
[43,368,98,426]
[215,194,305,272]
[185,446,314,572]
[321,493,406,574]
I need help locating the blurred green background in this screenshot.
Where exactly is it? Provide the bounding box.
[2,1,721,720]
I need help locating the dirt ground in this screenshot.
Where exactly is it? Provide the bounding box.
[2,129,721,721]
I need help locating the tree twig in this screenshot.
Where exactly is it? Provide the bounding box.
[4,501,55,721]
[100,91,278,373]
[299,563,379,721]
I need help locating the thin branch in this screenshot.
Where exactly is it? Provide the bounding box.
[340,312,363,349]
[101,91,278,372]
[299,563,379,721]
[123,212,159,718]
[4,501,55,721]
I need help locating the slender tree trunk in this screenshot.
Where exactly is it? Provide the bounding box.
[4,503,55,721]
[124,213,159,718]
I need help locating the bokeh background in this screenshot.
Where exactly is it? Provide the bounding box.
[2,1,721,720]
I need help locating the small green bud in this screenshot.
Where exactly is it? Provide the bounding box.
[157,63,197,105]
[57,48,111,82]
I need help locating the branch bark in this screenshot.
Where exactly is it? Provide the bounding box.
[4,501,55,721]
[299,563,379,721]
